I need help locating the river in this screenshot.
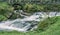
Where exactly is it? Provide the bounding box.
[0,10,60,32]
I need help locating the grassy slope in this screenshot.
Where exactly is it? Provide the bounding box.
[39,17,60,35]
[0,17,60,35]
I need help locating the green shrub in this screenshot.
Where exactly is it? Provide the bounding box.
[0,2,14,19]
[23,3,44,13]
[37,17,57,32]
[0,15,7,21]
[0,2,13,15]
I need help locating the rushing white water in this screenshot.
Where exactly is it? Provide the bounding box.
[0,10,60,32]
[0,10,46,32]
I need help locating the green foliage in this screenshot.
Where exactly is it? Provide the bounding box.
[23,3,44,13]
[0,2,14,20]
[23,3,34,13]
[43,4,60,12]
[23,3,60,12]
[0,15,7,21]
[37,17,57,31]
[38,16,60,35]
[0,2,13,15]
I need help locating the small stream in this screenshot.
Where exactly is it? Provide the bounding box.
[0,10,60,32]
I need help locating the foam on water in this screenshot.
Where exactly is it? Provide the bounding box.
[0,11,45,32]
[0,10,60,32]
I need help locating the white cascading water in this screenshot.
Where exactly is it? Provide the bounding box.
[0,10,60,32]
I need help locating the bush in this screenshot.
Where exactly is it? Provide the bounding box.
[0,2,13,15]
[0,15,7,21]
[23,3,44,13]
[43,4,60,12]
[37,17,57,32]
[0,2,14,19]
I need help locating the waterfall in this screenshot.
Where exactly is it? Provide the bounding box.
[0,10,60,32]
